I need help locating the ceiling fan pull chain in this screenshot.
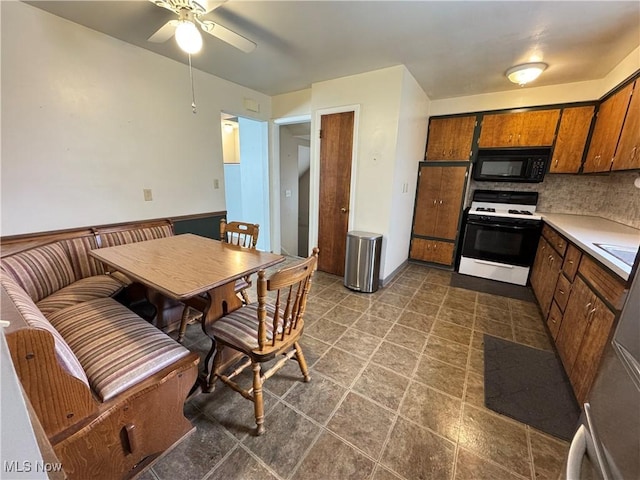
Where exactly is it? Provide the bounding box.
[188,53,197,114]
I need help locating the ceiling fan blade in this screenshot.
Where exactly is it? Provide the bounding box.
[148,20,179,43]
[199,20,256,53]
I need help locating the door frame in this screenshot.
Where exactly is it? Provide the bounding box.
[270,114,311,255]
[310,105,360,259]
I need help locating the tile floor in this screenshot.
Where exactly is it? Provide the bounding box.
[141,262,570,480]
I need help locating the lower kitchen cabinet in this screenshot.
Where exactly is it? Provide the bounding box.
[531,222,627,404]
[409,238,454,265]
[530,237,563,317]
[556,276,616,403]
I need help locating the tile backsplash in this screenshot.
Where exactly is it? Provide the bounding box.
[468,171,640,229]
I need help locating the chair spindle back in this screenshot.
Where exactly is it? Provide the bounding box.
[220,219,259,249]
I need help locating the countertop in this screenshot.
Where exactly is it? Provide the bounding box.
[539,213,640,281]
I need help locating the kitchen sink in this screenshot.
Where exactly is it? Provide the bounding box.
[594,244,638,267]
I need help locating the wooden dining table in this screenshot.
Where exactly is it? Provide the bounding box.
[89,233,284,387]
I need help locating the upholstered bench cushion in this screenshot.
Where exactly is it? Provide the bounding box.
[48,297,191,401]
[210,303,282,351]
[36,275,125,317]
[1,275,89,386]
[2,243,76,302]
[61,236,106,279]
[99,225,174,248]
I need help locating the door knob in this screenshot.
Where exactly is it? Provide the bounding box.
[340,207,347,213]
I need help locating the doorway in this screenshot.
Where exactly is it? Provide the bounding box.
[221,113,270,251]
[278,123,311,257]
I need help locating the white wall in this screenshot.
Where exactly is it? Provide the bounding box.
[310,66,412,278]
[386,68,430,277]
[430,46,640,116]
[1,2,271,235]
[272,89,312,119]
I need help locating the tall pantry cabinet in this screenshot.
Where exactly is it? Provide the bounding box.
[409,115,476,267]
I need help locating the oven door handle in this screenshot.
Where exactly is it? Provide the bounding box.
[466,220,535,230]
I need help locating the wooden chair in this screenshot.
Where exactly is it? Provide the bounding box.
[220,219,260,304]
[207,248,319,435]
[176,219,260,343]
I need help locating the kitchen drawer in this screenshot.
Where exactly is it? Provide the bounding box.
[542,224,567,257]
[554,274,572,312]
[547,301,563,340]
[578,256,627,310]
[562,244,582,281]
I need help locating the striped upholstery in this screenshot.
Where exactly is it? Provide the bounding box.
[61,236,105,279]
[36,275,125,317]
[1,275,89,386]
[48,297,191,401]
[210,303,282,352]
[99,225,174,248]
[1,243,76,302]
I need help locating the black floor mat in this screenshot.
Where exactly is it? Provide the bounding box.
[483,334,579,441]
[450,272,535,302]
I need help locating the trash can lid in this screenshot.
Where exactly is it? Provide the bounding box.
[347,231,383,240]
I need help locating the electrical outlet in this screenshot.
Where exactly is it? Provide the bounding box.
[143,189,153,201]
[213,179,220,189]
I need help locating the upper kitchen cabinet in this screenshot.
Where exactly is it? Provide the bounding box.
[583,81,634,173]
[425,115,477,161]
[612,80,640,171]
[549,105,595,173]
[478,109,560,148]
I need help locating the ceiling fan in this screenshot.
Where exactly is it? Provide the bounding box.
[147,0,256,54]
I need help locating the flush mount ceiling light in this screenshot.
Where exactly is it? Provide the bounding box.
[506,62,548,86]
[175,11,203,54]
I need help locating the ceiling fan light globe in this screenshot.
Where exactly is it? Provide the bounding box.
[175,20,203,54]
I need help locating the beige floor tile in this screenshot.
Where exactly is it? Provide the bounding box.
[513,326,554,351]
[324,304,363,327]
[340,293,377,312]
[353,313,395,338]
[365,302,404,322]
[400,381,462,441]
[371,340,420,374]
[454,447,527,480]
[312,347,366,387]
[385,324,428,351]
[353,363,409,412]
[458,405,531,478]
[414,355,467,398]
[476,292,511,311]
[292,431,375,480]
[396,310,435,333]
[425,335,470,369]
[431,320,473,346]
[334,328,382,359]
[529,428,570,480]
[327,392,395,459]
[437,306,475,329]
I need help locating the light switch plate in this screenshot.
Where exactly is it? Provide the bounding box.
[143,189,153,201]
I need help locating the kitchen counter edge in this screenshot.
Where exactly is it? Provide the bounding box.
[539,213,640,282]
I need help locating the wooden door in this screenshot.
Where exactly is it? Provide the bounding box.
[612,80,640,171]
[425,116,476,161]
[412,166,442,237]
[555,277,593,375]
[317,111,354,276]
[434,166,467,239]
[550,106,595,173]
[478,110,559,147]
[570,292,616,403]
[583,82,634,173]
[517,109,560,146]
[530,237,561,318]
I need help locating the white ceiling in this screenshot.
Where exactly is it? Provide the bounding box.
[25,1,640,99]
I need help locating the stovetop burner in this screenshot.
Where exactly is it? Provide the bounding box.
[508,209,533,215]
[477,207,496,212]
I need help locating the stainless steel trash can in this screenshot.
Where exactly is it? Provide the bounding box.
[344,231,382,293]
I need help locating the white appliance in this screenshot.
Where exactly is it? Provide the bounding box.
[459,190,542,286]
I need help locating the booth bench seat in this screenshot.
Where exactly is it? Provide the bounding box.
[1,220,200,479]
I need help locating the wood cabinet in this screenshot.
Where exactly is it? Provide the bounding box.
[425,115,477,161]
[550,106,595,173]
[532,223,628,404]
[612,80,640,171]
[530,236,563,318]
[478,109,560,148]
[412,164,467,241]
[409,238,455,265]
[410,163,468,267]
[583,82,634,173]
[555,276,616,403]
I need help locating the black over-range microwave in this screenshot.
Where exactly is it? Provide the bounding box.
[473,147,551,183]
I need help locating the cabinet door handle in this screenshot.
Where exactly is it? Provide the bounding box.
[568,259,574,265]
[558,289,565,295]
[584,302,592,316]
[439,199,443,205]
[587,307,597,323]
[433,199,437,206]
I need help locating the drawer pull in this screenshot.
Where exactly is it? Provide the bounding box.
[125,423,138,454]
[558,289,565,295]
